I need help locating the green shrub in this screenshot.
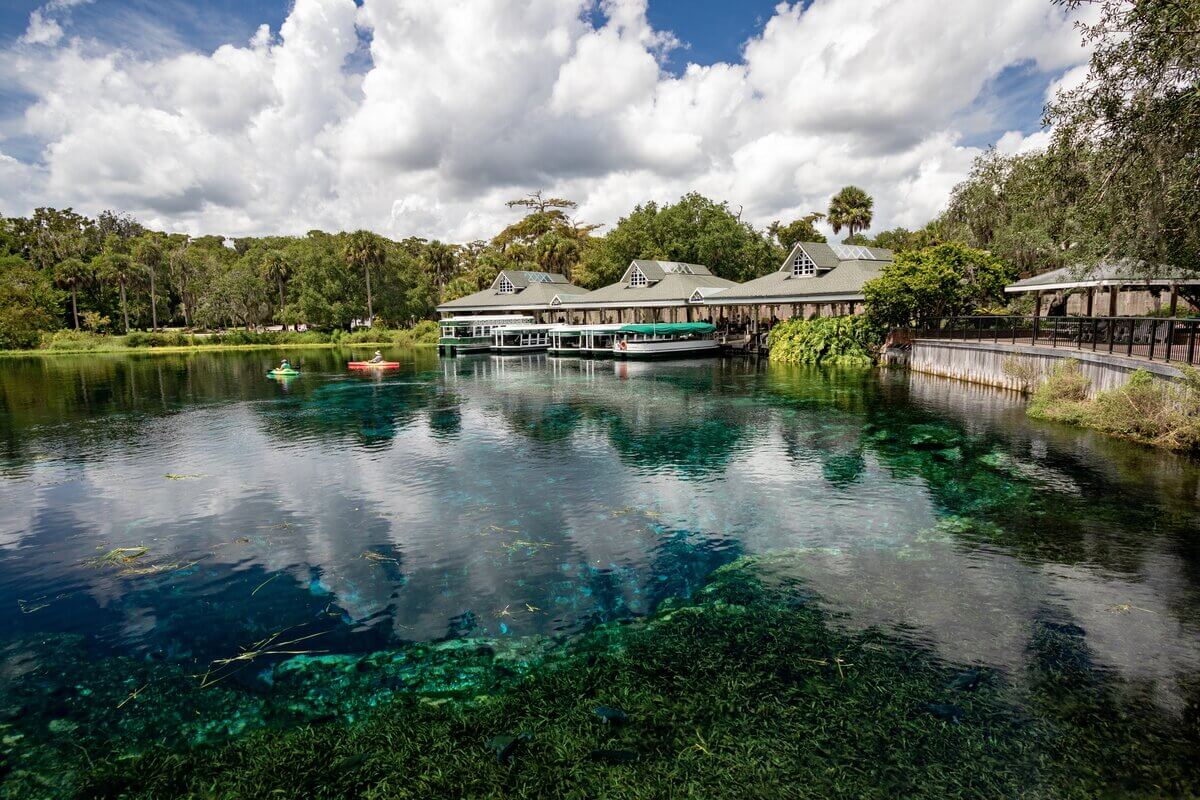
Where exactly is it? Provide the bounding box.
[411,319,440,344]
[766,315,880,366]
[44,329,107,351]
[1028,361,1200,451]
[344,326,390,344]
[122,332,151,347]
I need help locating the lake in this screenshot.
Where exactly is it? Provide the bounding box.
[1,348,1199,796]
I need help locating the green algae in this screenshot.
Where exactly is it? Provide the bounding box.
[18,555,1191,799]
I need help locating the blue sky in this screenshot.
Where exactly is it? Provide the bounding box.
[0,0,1090,239]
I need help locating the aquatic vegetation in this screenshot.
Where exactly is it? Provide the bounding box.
[59,557,1200,799]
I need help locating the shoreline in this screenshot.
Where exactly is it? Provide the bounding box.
[0,341,438,358]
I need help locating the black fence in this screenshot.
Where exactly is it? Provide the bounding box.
[913,316,1200,367]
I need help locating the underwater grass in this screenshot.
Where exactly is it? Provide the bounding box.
[71,558,1200,800]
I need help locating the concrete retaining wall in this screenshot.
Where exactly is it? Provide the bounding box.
[899,340,1185,396]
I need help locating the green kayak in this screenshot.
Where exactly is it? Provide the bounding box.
[267,368,301,377]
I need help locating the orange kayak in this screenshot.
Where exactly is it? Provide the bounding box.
[348,361,400,369]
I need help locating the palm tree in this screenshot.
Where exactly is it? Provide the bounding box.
[53,257,88,330]
[827,186,874,242]
[95,238,135,333]
[131,235,163,331]
[343,231,385,325]
[260,250,292,329]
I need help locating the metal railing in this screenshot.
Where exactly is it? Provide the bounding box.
[913,316,1200,367]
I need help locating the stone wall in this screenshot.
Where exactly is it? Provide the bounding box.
[898,340,1186,397]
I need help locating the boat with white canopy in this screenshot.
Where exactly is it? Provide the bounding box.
[491,324,556,353]
[611,322,719,358]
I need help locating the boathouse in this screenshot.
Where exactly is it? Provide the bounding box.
[436,270,589,321]
[558,261,739,324]
[705,242,894,326]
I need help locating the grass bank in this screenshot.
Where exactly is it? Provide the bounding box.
[67,555,1199,799]
[1026,360,1200,452]
[0,322,440,358]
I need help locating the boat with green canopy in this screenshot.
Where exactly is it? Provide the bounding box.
[612,322,718,358]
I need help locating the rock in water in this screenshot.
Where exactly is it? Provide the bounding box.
[588,748,639,764]
[948,668,982,692]
[487,732,531,764]
[924,703,965,723]
[593,705,629,725]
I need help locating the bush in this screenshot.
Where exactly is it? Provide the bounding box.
[411,319,440,345]
[1028,361,1200,451]
[43,329,107,351]
[766,315,880,366]
[122,332,151,347]
[1001,355,1042,394]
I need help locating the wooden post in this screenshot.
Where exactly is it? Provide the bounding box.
[1085,289,1094,316]
[1169,286,1179,317]
[1034,291,1043,318]
[1108,286,1118,317]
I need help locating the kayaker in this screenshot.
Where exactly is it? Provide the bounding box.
[369,350,384,364]
[278,358,292,371]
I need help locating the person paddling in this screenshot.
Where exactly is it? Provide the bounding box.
[278,358,292,371]
[368,350,384,364]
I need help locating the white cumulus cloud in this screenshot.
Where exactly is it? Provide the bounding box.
[0,0,1096,240]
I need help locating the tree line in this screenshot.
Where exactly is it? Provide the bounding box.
[0,186,876,349]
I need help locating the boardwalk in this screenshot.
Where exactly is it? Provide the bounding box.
[916,316,1200,368]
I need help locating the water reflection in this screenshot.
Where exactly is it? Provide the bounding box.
[0,350,1198,720]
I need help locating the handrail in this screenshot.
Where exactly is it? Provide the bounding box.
[908,315,1200,367]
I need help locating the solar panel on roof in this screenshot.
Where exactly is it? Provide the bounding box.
[830,244,876,260]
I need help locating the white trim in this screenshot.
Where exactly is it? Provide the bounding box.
[496,274,515,294]
[791,249,817,278]
[1005,279,1198,293]
[629,265,649,287]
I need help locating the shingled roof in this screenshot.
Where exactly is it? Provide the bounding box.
[1005,261,1200,293]
[437,270,588,312]
[562,261,739,308]
[710,242,893,304]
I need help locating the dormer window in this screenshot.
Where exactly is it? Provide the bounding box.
[497,275,515,294]
[629,267,648,287]
[792,252,816,277]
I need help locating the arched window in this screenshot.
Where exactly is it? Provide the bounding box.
[792,252,816,277]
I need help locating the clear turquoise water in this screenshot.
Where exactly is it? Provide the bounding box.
[1,348,1199,791]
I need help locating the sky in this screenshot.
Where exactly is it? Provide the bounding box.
[0,0,1096,242]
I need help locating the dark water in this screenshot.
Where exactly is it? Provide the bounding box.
[1,347,1199,787]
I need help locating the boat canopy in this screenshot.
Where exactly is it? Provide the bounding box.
[617,322,716,335]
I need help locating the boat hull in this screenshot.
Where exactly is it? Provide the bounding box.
[614,339,719,358]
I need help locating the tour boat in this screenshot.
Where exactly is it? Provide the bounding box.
[577,324,627,357]
[491,324,555,353]
[548,324,623,356]
[438,315,533,355]
[611,322,719,358]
